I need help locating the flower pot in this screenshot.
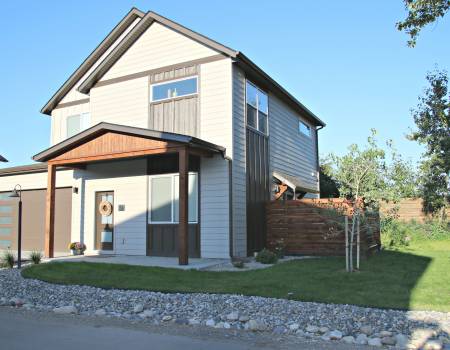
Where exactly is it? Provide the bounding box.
[71,249,83,256]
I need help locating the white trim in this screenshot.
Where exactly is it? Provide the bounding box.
[148,172,198,224]
[245,79,269,135]
[150,76,198,103]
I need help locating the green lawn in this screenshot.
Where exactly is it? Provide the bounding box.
[22,241,450,312]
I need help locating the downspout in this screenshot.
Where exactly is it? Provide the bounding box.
[315,125,324,196]
[226,156,234,258]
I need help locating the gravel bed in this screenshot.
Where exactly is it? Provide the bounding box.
[1,268,449,349]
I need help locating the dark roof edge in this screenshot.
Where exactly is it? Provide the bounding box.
[0,163,70,177]
[33,122,226,162]
[76,9,324,127]
[40,7,145,116]
[236,53,326,127]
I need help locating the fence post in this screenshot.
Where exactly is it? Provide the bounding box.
[356,215,360,270]
[345,216,349,272]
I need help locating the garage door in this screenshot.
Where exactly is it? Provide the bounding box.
[0,188,72,255]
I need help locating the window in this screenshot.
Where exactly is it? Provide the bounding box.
[149,173,198,223]
[151,77,198,102]
[299,121,311,137]
[246,81,268,134]
[66,113,90,138]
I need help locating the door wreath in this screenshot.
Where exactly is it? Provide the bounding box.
[99,200,113,216]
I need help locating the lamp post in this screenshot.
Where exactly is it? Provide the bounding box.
[9,185,22,269]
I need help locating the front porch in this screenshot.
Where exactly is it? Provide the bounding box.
[33,122,227,265]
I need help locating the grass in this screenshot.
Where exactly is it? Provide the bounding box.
[21,240,450,312]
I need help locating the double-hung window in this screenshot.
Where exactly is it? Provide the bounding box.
[246,81,268,134]
[66,113,90,138]
[149,173,198,223]
[151,77,198,102]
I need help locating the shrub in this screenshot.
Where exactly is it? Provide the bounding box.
[1,251,15,269]
[255,249,278,264]
[381,218,450,247]
[381,219,411,247]
[29,251,43,265]
[232,260,245,269]
[272,238,286,259]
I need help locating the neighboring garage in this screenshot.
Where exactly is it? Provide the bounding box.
[0,188,72,256]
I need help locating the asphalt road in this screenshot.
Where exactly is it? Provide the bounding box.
[0,307,369,350]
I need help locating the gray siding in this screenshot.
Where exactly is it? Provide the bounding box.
[200,155,230,258]
[231,66,247,257]
[268,94,319,194]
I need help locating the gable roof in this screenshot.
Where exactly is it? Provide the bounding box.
[0,155,7,162]
[40,8,145,116]
[33,122,225,162]
[42,8,325,127]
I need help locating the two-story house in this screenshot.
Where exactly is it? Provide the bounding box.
[0,8,325,264]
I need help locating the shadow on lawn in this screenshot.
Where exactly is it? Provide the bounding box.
[366,249,449,347]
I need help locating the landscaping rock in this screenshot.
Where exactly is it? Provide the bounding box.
[205,319,215,327]
[273,326,285,334]
[395,333,409,349]
[140,310,156,318]
[248,319,264,331]
[380,330,393,337]
[381,336,396,345]
[341,336,355,344]
[424,340,443,350]
[329,330,343,340]
[319,326,329,334]
[223,322,231,329]
[368,338,382,347]
[289,323,299,331]
[238,315,249,322]
[306,325,319,333]
[360,325,373,335]
[133,304,144,313]
[355,334,368,345]
[53,306,77,314]
[162,315,172,322]
[94,309,106,316]
[188,318,200,325]
[226,311,239,321]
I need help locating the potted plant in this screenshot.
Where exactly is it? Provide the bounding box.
[69,242,86,255]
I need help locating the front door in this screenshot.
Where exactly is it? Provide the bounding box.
[95,191,114,251]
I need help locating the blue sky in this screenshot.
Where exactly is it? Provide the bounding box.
[1,0,449,168]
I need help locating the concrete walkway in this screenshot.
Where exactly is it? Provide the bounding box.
[46,254,229,270]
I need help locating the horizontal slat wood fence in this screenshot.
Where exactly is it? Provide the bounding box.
[266,199,380,256]
[380,199,450,223]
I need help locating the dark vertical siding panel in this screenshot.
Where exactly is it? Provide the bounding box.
[246,129,270,255]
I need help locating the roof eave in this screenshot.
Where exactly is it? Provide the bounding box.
[235,53,326,128]
[40,7,145,116]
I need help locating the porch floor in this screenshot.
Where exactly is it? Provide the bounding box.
[45,255,229,270]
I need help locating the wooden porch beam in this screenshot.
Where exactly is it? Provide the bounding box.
[44,163,56,258]
[178,147,189,265]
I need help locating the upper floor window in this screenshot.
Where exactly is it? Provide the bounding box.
[246,81,268,134]
[299,120,311,137]
[151,77,198,102]
[66,113,90,138]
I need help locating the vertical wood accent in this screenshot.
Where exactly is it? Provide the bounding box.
[44,164,56,258]
[178,147,189,265]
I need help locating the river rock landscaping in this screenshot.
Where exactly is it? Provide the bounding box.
[1,268,449,349]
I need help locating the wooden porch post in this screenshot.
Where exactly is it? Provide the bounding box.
[178,147,189,265]
[44,163,56,258]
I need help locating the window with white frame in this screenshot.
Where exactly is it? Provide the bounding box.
[299,120,311,137]
[151,77,198,102]
[246,81,268,134]
[66,113,90,138]
[148,173,198,223]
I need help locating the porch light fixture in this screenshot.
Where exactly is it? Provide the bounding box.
[9,185,22,269]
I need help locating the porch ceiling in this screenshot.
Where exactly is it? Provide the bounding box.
[32,122,225,165]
